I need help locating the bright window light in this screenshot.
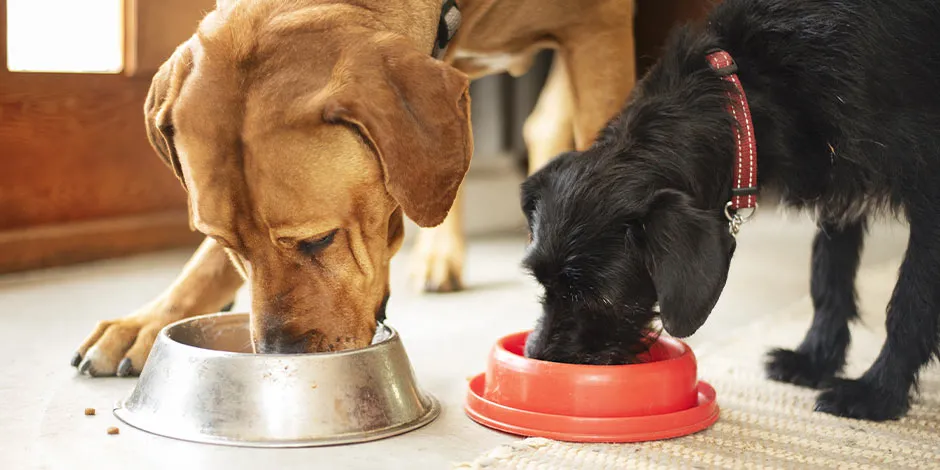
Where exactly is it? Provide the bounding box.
[6,0,124,73]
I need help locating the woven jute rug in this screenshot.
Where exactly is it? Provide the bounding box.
[455,265,940,469]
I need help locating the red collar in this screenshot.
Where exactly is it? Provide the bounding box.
[706,50,758,233]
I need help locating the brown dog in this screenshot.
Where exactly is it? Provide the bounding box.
[72,0,636,376]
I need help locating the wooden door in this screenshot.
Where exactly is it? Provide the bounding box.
[635,0,714,74]
[0,0,214,273]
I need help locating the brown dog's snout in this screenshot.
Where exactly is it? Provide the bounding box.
[254,324,371,354]
[251,309,374,354]
[255,326,319,354]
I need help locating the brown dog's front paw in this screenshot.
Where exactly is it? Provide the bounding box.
[72,304,182,377]
[409,226,465,293]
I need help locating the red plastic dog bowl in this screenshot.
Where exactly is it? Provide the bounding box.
[464,331,719,443]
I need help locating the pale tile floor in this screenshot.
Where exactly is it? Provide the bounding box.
[0,211,909,470]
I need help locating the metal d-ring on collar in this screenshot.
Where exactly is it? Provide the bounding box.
[432,0,461,59]
[724,201,758,236]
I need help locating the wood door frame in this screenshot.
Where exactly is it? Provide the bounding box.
[0,0,201,274]
[1,0,6,68]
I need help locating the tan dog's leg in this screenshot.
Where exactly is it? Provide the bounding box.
[73,237,244,376]
[409,21,633,294]
[409,188,465,292]
[563,24,637,150]
[523,55,576,174]
[409,54,583,292]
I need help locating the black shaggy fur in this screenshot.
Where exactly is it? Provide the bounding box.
[520,0,940,421]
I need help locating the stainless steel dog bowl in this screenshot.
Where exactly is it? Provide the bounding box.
[113,312,439,447]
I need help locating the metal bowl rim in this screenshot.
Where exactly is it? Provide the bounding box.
[158,312,398,359]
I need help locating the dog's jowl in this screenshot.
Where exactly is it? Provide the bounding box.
[521,0,940,421]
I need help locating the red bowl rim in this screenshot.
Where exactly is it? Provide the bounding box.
[493,330,696,374]
[465,373,720,442]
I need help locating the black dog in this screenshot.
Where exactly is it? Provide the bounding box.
[520,0,940,421]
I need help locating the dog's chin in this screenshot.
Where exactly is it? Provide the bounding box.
[253,328,373,354]
[525,340,654,365]
[261,297,389,354]
[563,349,648,365]
[524,316,659,365]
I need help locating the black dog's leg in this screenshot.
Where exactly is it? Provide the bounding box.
[766,220,865,388]
[815,214,940,421]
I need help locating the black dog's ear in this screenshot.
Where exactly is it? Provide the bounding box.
[520,177,540,226]
[520,151,579,229]
[645,189,735,337]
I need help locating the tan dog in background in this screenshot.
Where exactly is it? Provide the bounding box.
[73,0,636,376]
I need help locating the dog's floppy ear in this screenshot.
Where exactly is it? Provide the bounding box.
[322,34,473,228]
[645,189,735,337]
[144,40,195,188]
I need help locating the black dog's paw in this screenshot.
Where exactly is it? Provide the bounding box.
[765,348,836,389]
[814,378,910,421]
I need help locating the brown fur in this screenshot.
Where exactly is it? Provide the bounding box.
[73,0,636,375]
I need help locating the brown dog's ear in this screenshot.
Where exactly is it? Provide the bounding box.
[322,34,473,228]
[645,189,736,338]
[144,40,195,188]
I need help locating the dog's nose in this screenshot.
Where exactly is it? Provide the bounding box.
[254,327,321,354]
[255,333,307,354]
[254,327,369,353]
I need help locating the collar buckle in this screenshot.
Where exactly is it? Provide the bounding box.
[432,0,461,59]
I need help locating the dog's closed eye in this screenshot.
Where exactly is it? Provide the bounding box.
[297,230,338,256]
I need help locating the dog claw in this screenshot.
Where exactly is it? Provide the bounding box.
[814,378,909,421]
[764,348,838,389]
[78,358,93,375]
[448,272,462,291]
[423,271,463,293]
[116,358,132,377]
[70,352,82,368]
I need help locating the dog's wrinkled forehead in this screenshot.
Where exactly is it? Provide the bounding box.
[523,150,651,232]
[149,0,473,234]
[521,151,652,293]
[166,29,419,230]
[524,153,595,222]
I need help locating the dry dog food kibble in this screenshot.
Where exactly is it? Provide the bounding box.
[84,408,96,416]
[107,427,120,435]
